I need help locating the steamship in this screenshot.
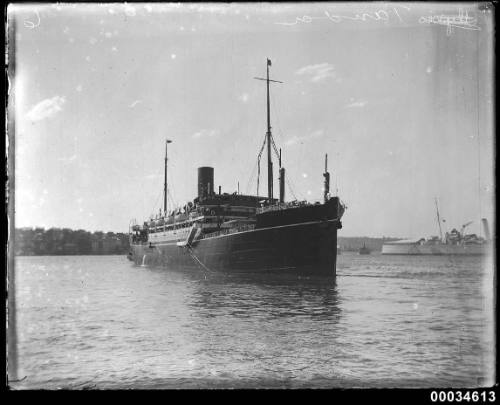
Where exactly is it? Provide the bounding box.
[128,59,345,276]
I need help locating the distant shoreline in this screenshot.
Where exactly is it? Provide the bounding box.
[12,227,402,255]
[14,253,128,257]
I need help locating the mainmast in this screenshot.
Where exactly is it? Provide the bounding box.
[255,58,283,200]
[164,139,172,214]
[266,59,273,200]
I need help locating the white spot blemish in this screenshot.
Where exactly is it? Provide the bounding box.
[76,85,83,92]
[238,93,249,103]
[171,54,176,59]
[413,303,419,310]
[426,66,433,74]
[85,56,91,62]
[124,4,136,17]
[346,100,367,108]
[302,173,308,178]
[89,37,98,45]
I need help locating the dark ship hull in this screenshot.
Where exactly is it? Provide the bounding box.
[130,199,342,276]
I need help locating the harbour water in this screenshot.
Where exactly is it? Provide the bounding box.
[10,253,495,389]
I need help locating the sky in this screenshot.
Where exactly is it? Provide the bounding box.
[8,2,495,237]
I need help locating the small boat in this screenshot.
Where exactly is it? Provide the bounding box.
[358,243,371,255]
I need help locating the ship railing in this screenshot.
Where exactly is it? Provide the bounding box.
[256,201,310,214]
[197,224,256,240]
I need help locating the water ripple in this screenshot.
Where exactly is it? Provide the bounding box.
[11,253,494,389]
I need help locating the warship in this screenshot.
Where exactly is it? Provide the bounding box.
[382,199,491,255]
[127,59,345,276]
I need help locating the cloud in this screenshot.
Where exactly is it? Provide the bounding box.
[144,173,161,180]
[26,96,66,122]
[285,129,324,146]
[57,154,77,164]
[238,93,249,103]
[192,129,219,139]
[129,100,143,108]
[295,63,336,83]
[346,100,367,108]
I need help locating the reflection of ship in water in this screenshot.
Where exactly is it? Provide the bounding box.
[128,60,345,276]
[382,199,491,255]
[187,272,342,322]
[358,243,371,255]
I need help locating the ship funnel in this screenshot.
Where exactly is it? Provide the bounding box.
[279,167,285,203]
[323,154,330,203]
[481,218,491,241]
[198,167,214,199]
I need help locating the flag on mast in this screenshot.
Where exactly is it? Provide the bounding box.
[267,58,272,66]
